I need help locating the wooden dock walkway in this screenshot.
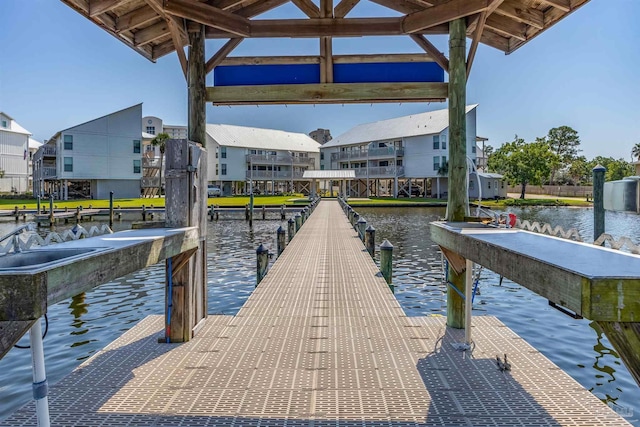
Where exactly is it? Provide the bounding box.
[2,200,631,426]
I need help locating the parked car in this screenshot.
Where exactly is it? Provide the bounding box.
[207,185,222,197]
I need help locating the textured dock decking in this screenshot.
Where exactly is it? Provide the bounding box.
[3,200,630,426]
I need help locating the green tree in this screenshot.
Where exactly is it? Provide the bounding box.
[632,143,640,161]
[543,126,581,184]
[437,160,448,177]
[488,136,556,199]
[567,156,591,185]
[588,156,634,182]
[151,132,170,196]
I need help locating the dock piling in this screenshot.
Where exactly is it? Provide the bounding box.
[288,218,295,241]
[365,225,375,258]
[593,164,606,243]
[277,226,286,256]
[295,212,302,232]
[109,191,114,228]
[380,239,393,292]
[280,204,286,220]
[357,217,367,242]
[262,205,266,220]
[256,243,269,285]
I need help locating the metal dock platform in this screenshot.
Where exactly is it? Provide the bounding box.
[2,200,630,426]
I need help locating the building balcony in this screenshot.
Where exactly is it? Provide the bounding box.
[246,154,315,166]
[141,177,161,188]
[246,170,305,180]
[41,167,57,178]
[353,166,405,178]
[330,147,404,162]
[142,158,162,168]
[42,146,56,157]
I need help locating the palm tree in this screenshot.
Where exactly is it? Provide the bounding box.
[632,143,640,162]
[151,133,170,196]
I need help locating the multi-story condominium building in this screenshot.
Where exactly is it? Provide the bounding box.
[309,128,332,171]
[320,105,478,198]
[206,124,321,196]
[33,104,144,200]
[0,112,34,194]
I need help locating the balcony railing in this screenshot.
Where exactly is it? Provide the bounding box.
[330,146,404,161]
[42,146,56,156]
[141,177,161,187]
[246,154,315,166]
[246,170,305,180]
[143,158,162,168]
[353,166,405,178]
[41,167,57,178]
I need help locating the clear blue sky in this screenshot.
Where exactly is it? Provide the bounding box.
[1,1,639,160]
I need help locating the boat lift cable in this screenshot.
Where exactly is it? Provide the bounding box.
[14,314,49,349]
[443,261,482,303]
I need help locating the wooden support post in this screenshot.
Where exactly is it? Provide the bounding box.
[352,212,359,229]
[249,194,254,227]
[37,196,41,214]
[277,226,286,256]
[593,164,606,243]
[380,239,393,292]
[245,204,250,221]
[288,217,295,241]
[109,191,114,228]
[295,212,302,231]
[142,205,147,221]
[281,204,286,220]
[357,216,366,242]
[446,17,468,330]
[256,243,269,285]
[262,205,266,220]
[365,225,375,258]
[163,22,208,343]
[48,196,54,225]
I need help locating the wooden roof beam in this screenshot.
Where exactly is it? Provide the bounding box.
[116,6,157,32]
[134,20,169,46]
[234,0,290,18]
[539,0,570,12]
[334,0,359,18]
[89,0,129,16]
[495,0,544,29]
[219,53,435,65]
[409,34,448,73]
[485,14,527,41]
[403,0,497,34]
[206,38,243,74]
[207,82,448,105]
[200,18,449,38]
[164,0,251,37]
[466,10,487,76]
[292,0,321,18]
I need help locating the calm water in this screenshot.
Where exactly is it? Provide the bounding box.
[0,206,639,425]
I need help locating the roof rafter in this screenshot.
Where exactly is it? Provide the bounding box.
[205,38,244,74]
[292,0,321,18]
[116,6,157,32]
[403,0,497,34]
[495,0,544,29]
[409,34,448,72]
[89,0,131,16]
[334,0,359,18]
[164,0,251,37]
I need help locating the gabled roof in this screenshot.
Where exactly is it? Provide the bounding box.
[323,104,477,148]
[0,112,31,135]
[206,124,320,153]
[28,138,43,149]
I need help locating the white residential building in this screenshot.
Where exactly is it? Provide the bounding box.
[206,124,321,195]
[33,104,144,200]
[0,112,32,194]
[320,105,478,198]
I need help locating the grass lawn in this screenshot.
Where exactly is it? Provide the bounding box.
[476,198,592,208]
[0,195,310,210]
[346,197,444,206]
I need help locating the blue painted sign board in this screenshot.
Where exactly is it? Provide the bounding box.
[214,62,444,86]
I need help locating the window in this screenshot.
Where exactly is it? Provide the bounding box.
[1,120,6,128]
[216,164,219,175]
[63,135,73,150]
[433,135,439,150]
[501,181,504,188]
[320,165,325,170]
[320,153,324,160]
[441,135,446,150]
[133,140,141,153]
[487,180,491,189]
[396,159,403,166]
[469,180,474,190]
[64,157,73,172]
[133,160,141,173]
[221,147,227,159]
[221,164,227,175]
[146,126,155,135]
[433,156,440,171]
[442,155,447,165]
[341,163,348,169]
[472,145,477,154]
[250,149,257,155]
[146,144,154,152]
[379,160,389,167]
